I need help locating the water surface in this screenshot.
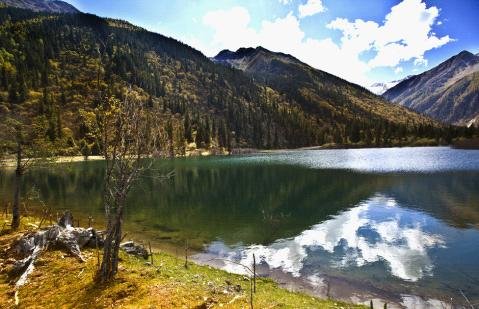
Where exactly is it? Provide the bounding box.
[1,147,478,307]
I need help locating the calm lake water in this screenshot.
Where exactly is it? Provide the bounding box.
[1,146,479,307]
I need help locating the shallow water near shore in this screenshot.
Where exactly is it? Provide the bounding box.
[1,146,479,307]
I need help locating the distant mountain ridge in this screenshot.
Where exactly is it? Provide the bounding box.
[384,50,479,125]
[0,0,78,13]
[369,76,414,95]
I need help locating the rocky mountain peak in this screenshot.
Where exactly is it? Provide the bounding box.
[0,0,79,13]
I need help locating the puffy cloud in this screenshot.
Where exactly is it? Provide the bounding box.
[278,0,292,5]
[259,13,305,52]
[200,0,451,87]
[414,57,428,66]
[202,6,258,53]
[298,0,326,18]
[395,67,404,74]
[329,0,451,69]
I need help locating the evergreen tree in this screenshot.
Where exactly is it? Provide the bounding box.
[184,112,192,142]
[350,122,361,143]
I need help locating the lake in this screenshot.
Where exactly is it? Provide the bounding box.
[1,146,479,307]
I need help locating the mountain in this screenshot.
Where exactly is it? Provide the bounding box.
[0,7,461,156]
[383,51,479,125]
[369,76,413,95]
[466,115,479,128]
[213,47,436,134]
[0,0,78,13]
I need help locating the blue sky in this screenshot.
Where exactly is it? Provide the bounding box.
[64,0,479,87]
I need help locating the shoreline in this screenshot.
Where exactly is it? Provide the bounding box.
[0,143,459,169]
[16,207,455,309]
[0,215,364,308]
[191,248,455,309]
[0,155,105,168]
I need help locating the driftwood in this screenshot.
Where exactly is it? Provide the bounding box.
[8,211,151,291]
[9,211,102,288]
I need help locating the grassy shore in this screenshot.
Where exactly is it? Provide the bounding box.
[0,215,364,308]
[0,156,105,168]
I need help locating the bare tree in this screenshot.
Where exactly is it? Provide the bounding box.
[0,114,52,230]
[96,90,161,283]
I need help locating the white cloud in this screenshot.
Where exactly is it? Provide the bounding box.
[414,57,428,66]
[202,6,258,53]
[394,66,404,74]
[199,0,451,87]
[279,0,292,5]
[326,0,451,70]
[298,0,326,18]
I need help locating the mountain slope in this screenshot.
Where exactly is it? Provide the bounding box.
[0,7,462,156]
[214,47,436,132]
[0,0,78,13]
[383,51,479,125]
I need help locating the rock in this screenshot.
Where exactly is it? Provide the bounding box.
[120,241,149,259]
[223,280,242,293]
[195,297,217,309]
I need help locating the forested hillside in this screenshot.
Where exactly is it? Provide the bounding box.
[214,47,453,145]
[0,7,472,157]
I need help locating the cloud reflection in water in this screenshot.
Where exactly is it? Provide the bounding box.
[201,195,445,282]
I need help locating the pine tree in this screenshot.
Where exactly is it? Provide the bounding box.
[17,75,28,103]
[56,109,63,139]
[350,122,361,143]
[184,112,192,142]
[8,83,17,103]
[0,66,8,90]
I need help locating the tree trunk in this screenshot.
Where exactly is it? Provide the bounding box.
[98,203,123,283]
[11,145,22,230]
